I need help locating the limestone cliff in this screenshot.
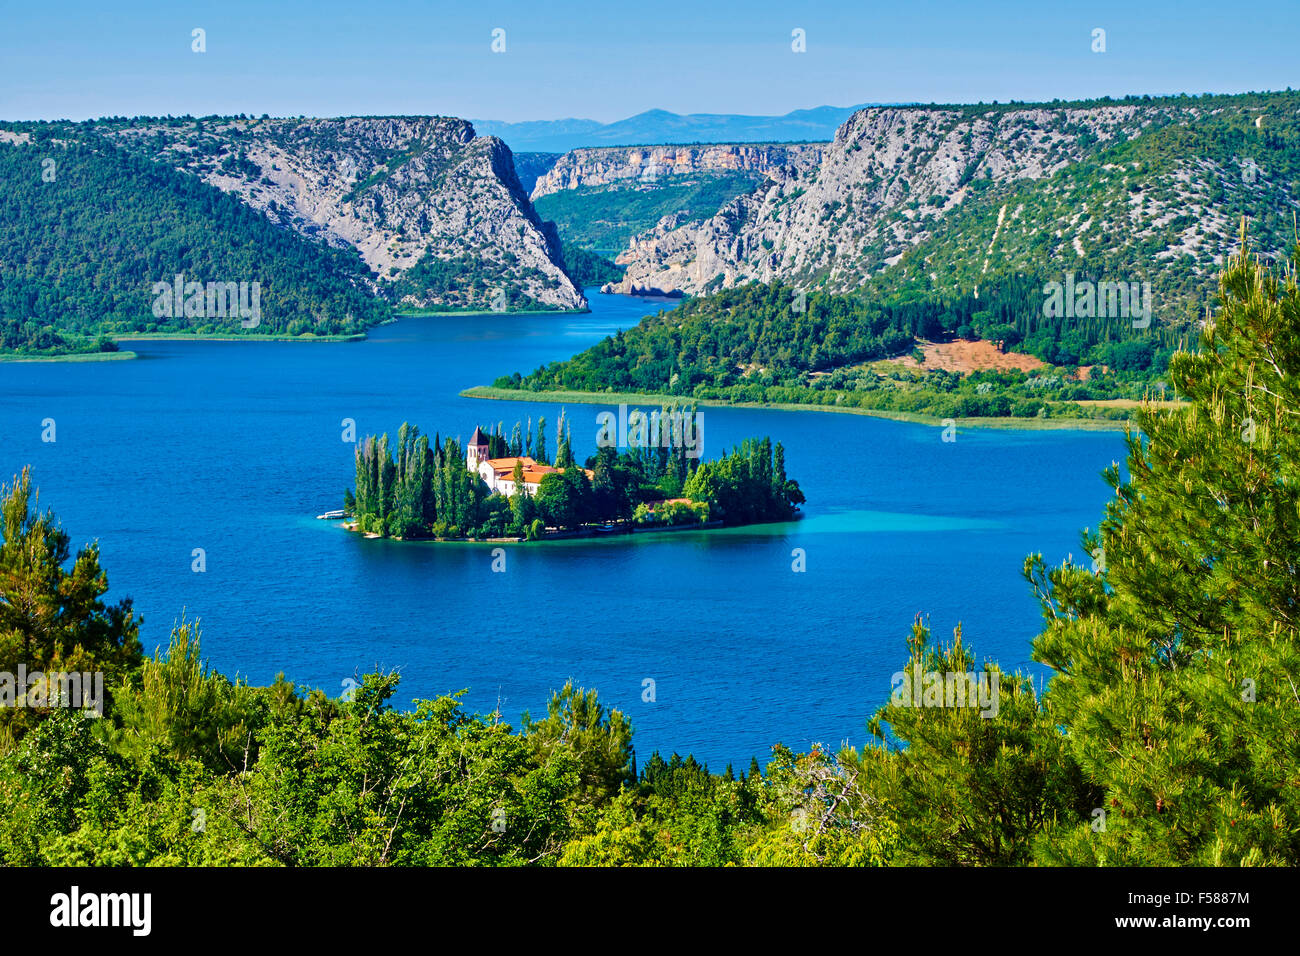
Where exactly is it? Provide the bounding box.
[605,98,1298,306]
[531,143,823,200]
[104,116,586,311]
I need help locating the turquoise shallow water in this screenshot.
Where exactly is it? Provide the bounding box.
[0,290,1124,768]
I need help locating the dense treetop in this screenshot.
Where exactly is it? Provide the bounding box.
[492,277,1180,420]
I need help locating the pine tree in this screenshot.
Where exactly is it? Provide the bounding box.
[0,468,143,742]
[844,617,1091,865]
[1026,235,1300,864]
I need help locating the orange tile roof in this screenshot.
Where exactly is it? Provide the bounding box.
[484,457,591,486]
[486,456,546,473]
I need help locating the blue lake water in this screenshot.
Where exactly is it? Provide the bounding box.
[0,290,1125,769]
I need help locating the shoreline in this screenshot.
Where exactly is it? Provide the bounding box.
[395,306,590,318]
[10,309,587,359]
[460,385,1138,431]
[341,515,786,545]
[111,331,368,343]
[0,350,138,363]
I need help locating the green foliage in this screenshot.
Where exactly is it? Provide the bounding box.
[0,708,261,866]
[633,498,709,526]
[240,675,579,865]
[349,416,801,538]
[739,745,898,866]
[350,425,485,539]
[522,681,635,810]
[0,670,586,866]
[560,243,623,288]
[389,252,561,312]
[560,752,757,866]
[105,618,301,773]
[849,618,1096,865]
[0,468,141,746]
[534,173,764,254]
[490,278,1171,420]
[1023,239,1300,865]
[0,137,389,352]
[533,470,590,530]
[500,281,915,394]
[681,437,803,524]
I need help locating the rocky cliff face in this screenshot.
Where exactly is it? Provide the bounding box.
[531,143,823,199]
[604,101,1264,298]
[104,116,586,310]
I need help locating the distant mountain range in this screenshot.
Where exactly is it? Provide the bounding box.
[472,106,873,153]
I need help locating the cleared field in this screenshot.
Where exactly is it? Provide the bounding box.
[885,339,1048,374]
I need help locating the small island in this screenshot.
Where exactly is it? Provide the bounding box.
[342,407,804,541]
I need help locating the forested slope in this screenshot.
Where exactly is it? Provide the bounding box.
[0,135,387,353]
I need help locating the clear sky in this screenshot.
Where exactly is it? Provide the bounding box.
[1,0,1295,122]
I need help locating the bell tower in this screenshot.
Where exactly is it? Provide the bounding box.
[467,426,490,469]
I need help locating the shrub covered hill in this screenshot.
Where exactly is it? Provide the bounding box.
[488,273,1187,423]
[0,116,589,355]
[7,91,1298,367]
[0,134,387,354]
[608,90,1300,330]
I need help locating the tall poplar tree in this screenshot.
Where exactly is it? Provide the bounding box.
[535,418,549,466]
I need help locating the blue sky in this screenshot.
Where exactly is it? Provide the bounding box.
[1,0,1295,122]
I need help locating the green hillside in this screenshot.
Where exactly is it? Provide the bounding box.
[534,172,765,255]
[490,277,1180,422]
[0,133,390,355]
[845,92,1300,329]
